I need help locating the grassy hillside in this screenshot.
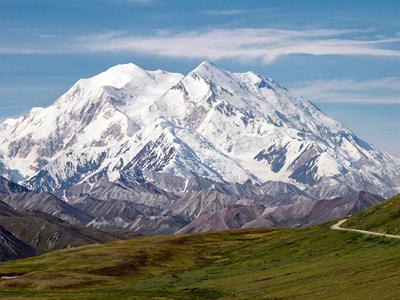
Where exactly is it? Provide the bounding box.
[344,193,400,234]
[0,222,399,299]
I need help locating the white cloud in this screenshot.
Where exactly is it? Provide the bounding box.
[38,34,57,39]
[75,28,400,64]
[292,77,400,104]
[3,27,400,63]
[0,47,48,54]
[204,9,243,16]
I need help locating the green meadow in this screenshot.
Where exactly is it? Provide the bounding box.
[345,194,400,234]
[0,218,399,299]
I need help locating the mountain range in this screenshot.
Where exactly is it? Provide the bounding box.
[0,174,384,241]
[0,61,398,198]
[0,61,398,244]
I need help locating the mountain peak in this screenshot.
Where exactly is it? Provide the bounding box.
[198,60,217,68]
[84,63,150,89]
[191,61,221,75]
[104,63,146,75]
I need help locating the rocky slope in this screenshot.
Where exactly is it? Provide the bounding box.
[0,210,125,254]
[175,205,265,234]
[0,183,132,258]
[0,176,29,197]
[1,192,92,225]
[0,174,388,237]
[73,196,190,235]
[0,225,35,262]
[177,191,385,233]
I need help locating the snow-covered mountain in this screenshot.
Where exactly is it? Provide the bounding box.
[0,61,398,198]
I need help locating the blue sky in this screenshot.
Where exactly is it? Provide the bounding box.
[0,0,399,156]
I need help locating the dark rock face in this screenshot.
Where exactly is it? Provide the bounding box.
[254,144,288,173]
[0,225,35,262]
[288,145,320,185]
[0,176,29,196]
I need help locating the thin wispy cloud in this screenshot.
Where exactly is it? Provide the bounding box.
[38,34,58,39]
[204,9,243,16]
[3,28,400,64]
[77,28,400,64]
[0,47,48,55]
[292,77,400,104]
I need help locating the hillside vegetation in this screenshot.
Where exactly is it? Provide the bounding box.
[0,222,399,299]
[344,193,400,234]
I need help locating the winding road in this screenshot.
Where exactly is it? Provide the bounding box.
[331,219,400,239]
